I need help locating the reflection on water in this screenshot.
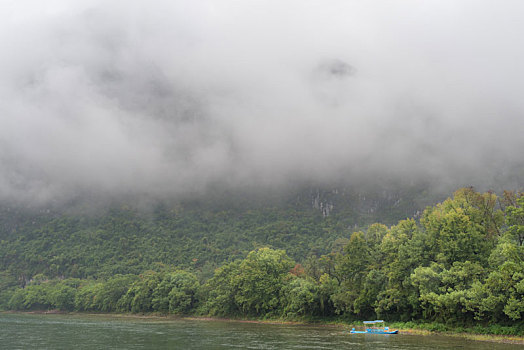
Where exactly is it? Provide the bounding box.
[0,313,521,350]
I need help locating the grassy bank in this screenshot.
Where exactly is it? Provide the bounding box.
[388,321,524,345]
[389,320,523,336]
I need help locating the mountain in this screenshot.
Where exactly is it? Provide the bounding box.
[0,182,444,283]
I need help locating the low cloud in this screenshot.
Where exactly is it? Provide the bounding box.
[1,0,523,205]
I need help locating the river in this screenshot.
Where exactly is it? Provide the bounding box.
[0,313,521,349]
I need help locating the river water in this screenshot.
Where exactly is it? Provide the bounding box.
[0,313,521,350]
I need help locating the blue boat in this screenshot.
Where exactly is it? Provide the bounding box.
[350,320,399,334]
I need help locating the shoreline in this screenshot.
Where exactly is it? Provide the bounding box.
[3,311,523,345]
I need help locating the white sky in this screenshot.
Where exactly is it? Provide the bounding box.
[1,0,523,203]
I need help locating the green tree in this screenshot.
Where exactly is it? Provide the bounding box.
[479,234,524,320]
[377,219,426,319]
[203,260,242,316]
[75,281,104,311]
[234,248,294,316]
[48,280,79,310]
[506,196,524,246]
[411,261,486,322]
[117,271,161,313]
[152,270,200,314]
[332,231,372,315]
[421,189,498,267]
[281,276,319,317]
[8,283,52,310]
[94,275,137,312]
[0,271,18,310]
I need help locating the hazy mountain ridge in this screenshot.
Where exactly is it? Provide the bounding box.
[0,183,448,283]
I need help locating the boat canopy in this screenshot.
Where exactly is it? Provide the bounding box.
[363,320,384,324]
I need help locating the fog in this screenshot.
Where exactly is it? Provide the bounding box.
[1,0,523,205]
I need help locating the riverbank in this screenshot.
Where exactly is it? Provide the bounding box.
[3,310,523,345]
[188,317,524,345]
[387,321,524,345]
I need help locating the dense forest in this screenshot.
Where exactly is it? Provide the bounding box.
[1,188,523,332]
[0,184,433,281]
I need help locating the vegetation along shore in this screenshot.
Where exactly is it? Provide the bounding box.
[1,188,523,341]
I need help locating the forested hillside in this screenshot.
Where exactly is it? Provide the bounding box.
[1,187,523,332]
[0,185,434,281]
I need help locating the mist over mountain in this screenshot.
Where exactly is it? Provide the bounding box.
[1,1,523,207]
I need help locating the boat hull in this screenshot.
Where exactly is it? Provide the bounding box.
[350,330,399,334]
